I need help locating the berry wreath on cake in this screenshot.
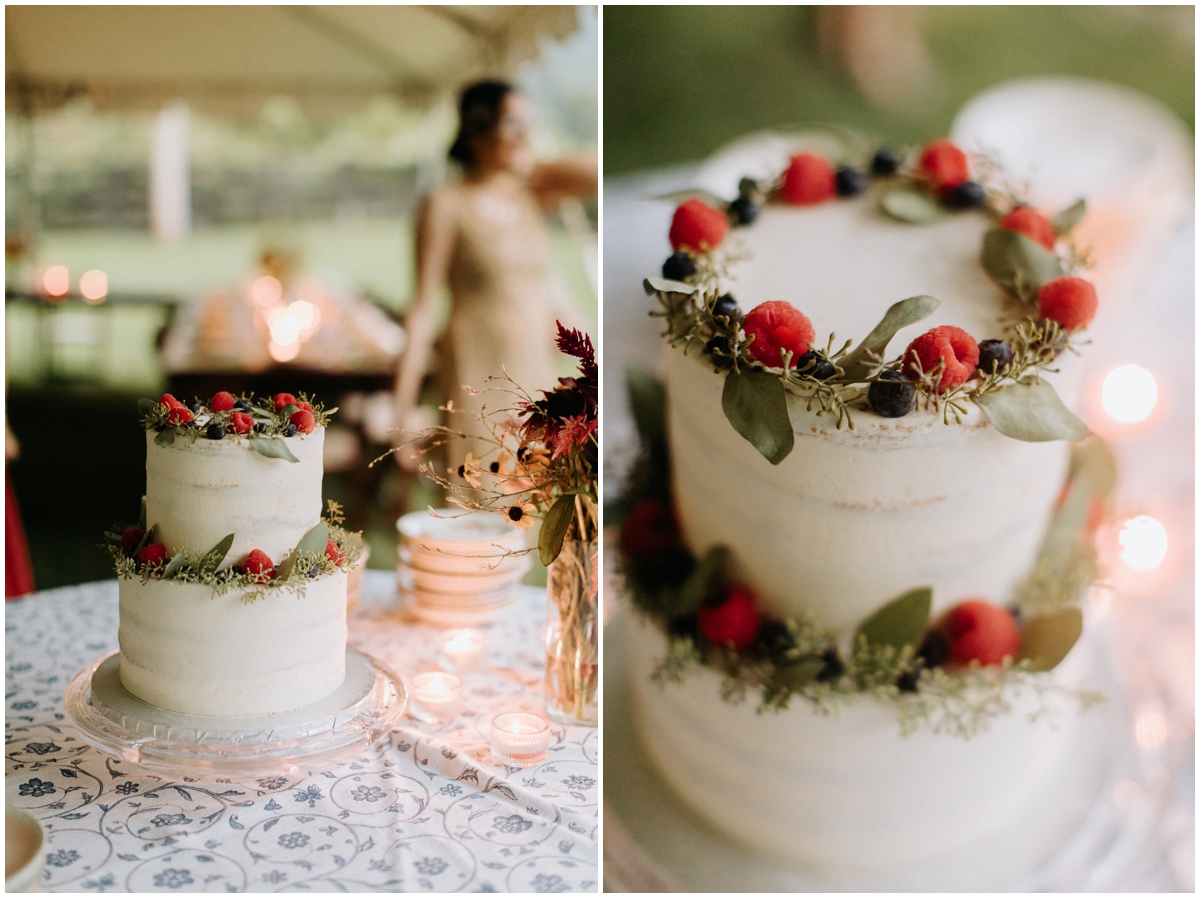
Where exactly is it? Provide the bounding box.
[104,390,363,719]
[617,133,1122,882]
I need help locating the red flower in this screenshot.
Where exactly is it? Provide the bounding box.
[999,206,1056,251]
[243,549,275,582]
[917,140,970,191]
[698,586,761,651]
[780,153,836,206]
[120,527,143,552]
[903,325,980,391]
[325,539,344,565]
[290,409,315,434]
[549,415,597,460]
[743,301,816,368]
[669,199,728,253]
[619,498,682,563]
[1037,277,1097,331]
[138,543,168,568]
[273,392,297,411]
[167,405,194,425]
[210,391,236,412]
[229,411,254,434]
[945,600,1020,667]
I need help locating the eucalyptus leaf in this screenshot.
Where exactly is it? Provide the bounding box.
[643,277,701,297]
[626,369,667,459]
[721,368,794,465]
[974,378,1089,442]
[838,295,940,382]
[154,428,176,448]
[651,188,730,209]
[135,524,158,555]
[137,398,157,416]
[1069,436,1118,500]
[980,228,1063,298]
[879,188,947,225]
[667,546,728,620]
[538,495,576,566]
[200,533,235,574]
[856,587,932,651]
[769,657,825,693]
[1051,199,1086,236]
[295,522,331,556]
[249,436,300,463]
[139,496,147,531]
[1017,607,1082,671]
[161,551,186,579]
[278,403,300,418]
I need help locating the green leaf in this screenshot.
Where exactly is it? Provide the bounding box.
[199,533,235,574]
[135,524,158,555]
[856,587,932,651]
[249,436,300,463]
[974,378,1090,442]
[161,551,186,579]
[137,398,157,416]
[838,295,940,382]
[879,188,947,225]
[1070,436,1118,500]
[1018,607,1083,671]
[295,522,331,556]
[768,657,825,694]
[626,369,667,458]
[651,188,729,209]
[666,546,728,620]
[154,428,176,448]
[279,403,300,418]
[139,496,147,531]
[643,276,701,297]
[538,495,576,566]
[1051,199,1086,236]
[721,368,794,465]
[980,228,1063,298]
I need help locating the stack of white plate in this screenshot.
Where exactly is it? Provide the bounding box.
[396,510,530,626]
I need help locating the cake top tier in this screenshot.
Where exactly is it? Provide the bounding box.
[141,390,332,451]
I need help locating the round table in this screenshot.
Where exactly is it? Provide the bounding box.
[5,572,597,893]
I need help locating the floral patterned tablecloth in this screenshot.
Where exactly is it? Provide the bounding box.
[5,573,598,893]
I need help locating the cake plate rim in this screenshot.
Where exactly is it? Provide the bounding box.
[62,646,406,777]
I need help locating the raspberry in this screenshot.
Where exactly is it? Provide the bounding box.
[1037,277,1097,331]
[619,498,682,563]
[228,411,254,434]
[120,526,143,552]
[669,199,728,253]
[697,586,761,651]
[325,539,344,565]
[159,393,182,408]
[945,600,1020,667]
[294,400,313,413]
[167,405,194,425]
[289,409,315,434]
[904,325,980,391]
[743,301,816,369]
[210,391,236,412]
[138,543,168,568]
[244,549,275,581]
[780,153,836,206]
[1000,206,1056,251]
[917,139,970,191]
[273,392,297,411]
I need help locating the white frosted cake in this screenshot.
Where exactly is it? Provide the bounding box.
[621,134,1115,887]
[112,392,357,718]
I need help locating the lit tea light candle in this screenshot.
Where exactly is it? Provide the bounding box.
[441,628,487,669]
[1101,364,1158,424]
[490,712,550,767]
[409,671,463,722]
[1117,515,1168,572]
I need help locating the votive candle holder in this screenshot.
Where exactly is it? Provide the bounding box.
[409,672,463,722]
[489,711,550,767]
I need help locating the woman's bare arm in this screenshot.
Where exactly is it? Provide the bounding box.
[529,154,598,208]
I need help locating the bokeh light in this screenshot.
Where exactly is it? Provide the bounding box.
[43,265,70,297]
[1101,364,1158,423]
[1117,515,1168,571]
[1135,706,1171,749]
[268,340,301,362]
[79,269,108,302]
[268,312,300,347]
[288,299,320,332]
[251,275,283,306]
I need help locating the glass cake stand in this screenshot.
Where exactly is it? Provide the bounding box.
[62,647,406,777]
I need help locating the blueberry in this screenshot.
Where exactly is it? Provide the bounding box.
[641,546,695,591]
[1006,605,1024,627]
[285,424,297,438]
[662,252,697,282]
[976,339,1013,374]
[897,665,923,693]
[942,180,986,210]
[815,647,844,683]
[835,166,867,197]
[705,336,732,369]
[757,620,794,658]
[729,196,760,226]
[738,177,762,198]
[794,350,836,380]
[254,422,267,433]
[868,369,915,418]
[712,293,738,320]
[918,630,950,668]
[234,399,252,412]
[309,565,320,578]
[870,148,899,177]
[205,423,226,440]
[188,401,202,413]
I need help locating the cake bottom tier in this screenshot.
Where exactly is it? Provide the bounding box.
[626,613,1116,888]
[118,574,348,717]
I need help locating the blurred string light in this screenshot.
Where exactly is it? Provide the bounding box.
[1101,364,1158,423]
[79,269,108,303]
[269,340,301,362]
[43,265,69,297]
[288,299,320,333]
[1117,515,1168,571]
[252,275,283,306]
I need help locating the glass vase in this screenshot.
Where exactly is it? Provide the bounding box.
[544,537,598,727]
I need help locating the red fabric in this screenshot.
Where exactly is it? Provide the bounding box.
[6,474,35,599]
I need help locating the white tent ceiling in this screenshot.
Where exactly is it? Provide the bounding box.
[6,5,582,115]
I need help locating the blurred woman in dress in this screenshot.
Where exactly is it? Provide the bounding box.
[395,79,596,467]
